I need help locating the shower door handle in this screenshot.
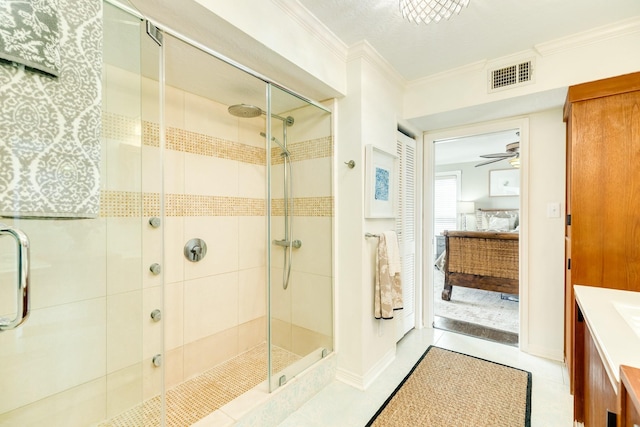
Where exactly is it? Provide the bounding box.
[0,224,30,332]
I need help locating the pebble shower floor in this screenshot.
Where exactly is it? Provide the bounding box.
[100,344,301,426]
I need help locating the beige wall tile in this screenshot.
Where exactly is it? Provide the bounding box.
[183,216,239,280]
[183,153,239,197]
[183,327,239,380]
[107,290,143,373]
[291,324,333,357]
[183,273,239,343]
[164,346,184,390]
[104,138,142,192]
[106,217,143,295]
[0,377,106,427]
[238,216,266,270]
[238,162,265,199]
[292,157,332,198]
[270,317,292,352]
[238,118,266,148]
[287,217,332,277]
[105,363,144,420]
[164,281,184,351]
[163,216,185,286]
[0,298,106,414]
[143,285,163,359]
[141,76,160,123]
[269,267,291,323]
[164,148,185,195]
[238,317,266,352]
[0,218,107,310]
[239,267,266,323]
[291,272,333,337]
[164,85,185,129]
[141,145,162,194]
[104,65,141,117]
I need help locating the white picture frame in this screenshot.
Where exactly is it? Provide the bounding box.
[489,168,520,197]
[365,145,397,218]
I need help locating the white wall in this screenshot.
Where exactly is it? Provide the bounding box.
[335,42,406,388]
[435,161,520,210]
[405,18,640,124]
[525,108,566,359]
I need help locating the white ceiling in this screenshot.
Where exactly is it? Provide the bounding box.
[119,0,640,164]
[297,0,640,80]
[296,0,640,164]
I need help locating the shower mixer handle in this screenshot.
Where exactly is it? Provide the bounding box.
[273,239,302,249]
[184,238,207,262]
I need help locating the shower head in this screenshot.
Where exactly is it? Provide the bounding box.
[228,104,263,118]
[228,103,295,126]
[260,132,290,157]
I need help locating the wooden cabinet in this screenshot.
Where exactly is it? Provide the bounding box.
[620,365,640,427]
[564,72,640,395]
[575,304,618,426]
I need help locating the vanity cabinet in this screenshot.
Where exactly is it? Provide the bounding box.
[575,304,618,427]
[620,365,640,427]
[573,286,640,427]
[564,72,640,395]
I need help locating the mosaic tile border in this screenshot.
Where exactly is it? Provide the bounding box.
[100,191,333,218]
[103,113,333,165]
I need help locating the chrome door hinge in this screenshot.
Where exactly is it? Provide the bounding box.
[146,21,163,46]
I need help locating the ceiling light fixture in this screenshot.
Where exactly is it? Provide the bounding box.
[399,0,470,24]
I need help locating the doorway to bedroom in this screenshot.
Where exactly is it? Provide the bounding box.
[431,128,521,346]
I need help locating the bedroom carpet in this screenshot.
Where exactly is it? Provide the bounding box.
[433,269,519,334]
[366,346,532,427]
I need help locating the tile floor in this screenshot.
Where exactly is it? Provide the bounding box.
[277,327,574,426]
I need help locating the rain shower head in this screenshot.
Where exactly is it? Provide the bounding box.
[227,104,263,118]
[228,103,295,126]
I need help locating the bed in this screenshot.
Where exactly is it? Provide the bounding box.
[439,209,519,301]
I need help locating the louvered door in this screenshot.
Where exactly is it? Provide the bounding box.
[396,131,417,339]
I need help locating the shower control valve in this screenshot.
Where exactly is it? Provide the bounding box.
[184,238,207,262]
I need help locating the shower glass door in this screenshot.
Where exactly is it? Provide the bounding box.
[0,1,161,425]
[267,85,334,391]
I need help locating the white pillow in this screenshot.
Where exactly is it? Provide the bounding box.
[488,217,510,231]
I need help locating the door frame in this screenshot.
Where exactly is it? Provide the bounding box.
[422,117,530,351]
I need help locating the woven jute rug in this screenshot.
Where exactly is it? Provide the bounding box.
[366,346,532,427]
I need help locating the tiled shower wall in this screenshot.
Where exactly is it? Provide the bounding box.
[106,64,334,396]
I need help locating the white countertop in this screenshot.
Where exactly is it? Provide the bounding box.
[574,285,640,393]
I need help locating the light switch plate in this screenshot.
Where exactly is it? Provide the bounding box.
[547,202,560,218]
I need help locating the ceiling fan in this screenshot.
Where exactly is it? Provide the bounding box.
[475,141,520,167]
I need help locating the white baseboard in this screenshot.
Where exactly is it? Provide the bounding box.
[336,347,396,390]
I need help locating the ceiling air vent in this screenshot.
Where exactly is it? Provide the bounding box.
[488,59,534,92]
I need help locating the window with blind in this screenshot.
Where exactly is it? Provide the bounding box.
[434,171,461,235]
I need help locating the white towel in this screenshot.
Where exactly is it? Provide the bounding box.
[374,231,403,319]
[383,231,401,276]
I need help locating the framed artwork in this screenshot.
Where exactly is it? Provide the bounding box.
[365,145,397,218]
[489,168,520,197]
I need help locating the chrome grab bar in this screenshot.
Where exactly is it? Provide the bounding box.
[0,224,30,332]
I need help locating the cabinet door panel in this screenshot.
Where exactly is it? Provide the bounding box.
[570,92,640,291]
[584,325,617,427]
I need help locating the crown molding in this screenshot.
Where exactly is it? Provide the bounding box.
[348,40,406,89]
[535,16,640,56]
[407,59,487,87]
[271,0,349,63]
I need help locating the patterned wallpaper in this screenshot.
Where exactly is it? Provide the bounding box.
[0,0,102,218]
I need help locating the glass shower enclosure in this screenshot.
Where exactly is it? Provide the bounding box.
[0,1,333,425]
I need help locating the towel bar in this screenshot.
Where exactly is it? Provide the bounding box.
[365,233,380,238]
